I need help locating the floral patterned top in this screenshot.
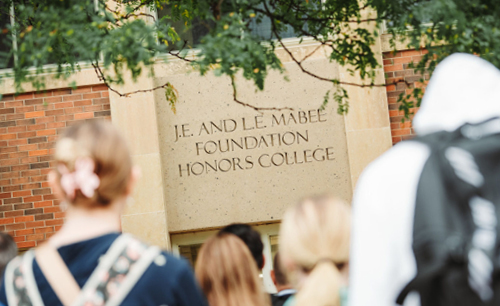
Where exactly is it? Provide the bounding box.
[0,233,207,306]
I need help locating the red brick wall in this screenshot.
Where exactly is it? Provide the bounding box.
[0,84,110,249]
[383,50,429,144]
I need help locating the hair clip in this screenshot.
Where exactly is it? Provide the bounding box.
[58,157,100,200]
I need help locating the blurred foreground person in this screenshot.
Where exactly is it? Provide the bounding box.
[279,196,350,306]
[0,121,206,306]
[270,252,295,306]
[0,233,16,283]
[195,233,270,306]
[351,53,500,306]
[219,223,265,270]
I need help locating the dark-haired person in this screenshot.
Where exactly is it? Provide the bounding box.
[0,233,17,282]
[270,252,295,306]
[219,223,265,270]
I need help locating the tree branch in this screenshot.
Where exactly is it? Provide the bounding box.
[105,1,155,23]
[279,35,398,88]
[168,50,194,62]
[92,62,173,97]
[299,43,324,63]
[92,60,293,112]
[167,41,194,62]
[230,75,294,112]
[90,1,402,109]
[262,2,396,89]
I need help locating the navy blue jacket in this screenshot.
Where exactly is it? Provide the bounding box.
[0,233,207,306]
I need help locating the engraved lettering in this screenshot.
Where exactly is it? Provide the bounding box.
[326,147,334,160]
[313,148,325,161]
[179,164,190,177]
[231,138,244,150]
[308,110,318,123]
[223,119,237,133]
[204,141,218,154]
[271,153,285,166]
[298,111,308,124]
[304,150,313,163]
[282,132,296,146]
[258,154,271,168]
[233,157,244,170]
[297,130,309,144]
[174,125,180,142]
[218,139,230,153]
[244,136,258,149]
[219,159,232,172]
[242,117,254,130]
[255,115,266,129]
[245,156,254,169]
[199,123,210,136]
[318,110,327,122]
[272,114,286,126]
[181,124,190,138]
[195,142,203,156]
[191,162,204,175]
[205,160,218,173]
[210,121,223,133]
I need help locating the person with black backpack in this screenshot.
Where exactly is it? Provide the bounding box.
[350,53,500,306]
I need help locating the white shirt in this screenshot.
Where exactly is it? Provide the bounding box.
[349,142,430,306]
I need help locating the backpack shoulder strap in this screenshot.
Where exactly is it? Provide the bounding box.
[105,240,162,306]
[5,250,44,306]
[35,243,81,306]
[72,234,162,306]
[412,129,462,151]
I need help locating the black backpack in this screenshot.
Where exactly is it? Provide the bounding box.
[397,117,500,306]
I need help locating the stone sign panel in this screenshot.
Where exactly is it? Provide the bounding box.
[155,58,352,232]
[174,110,332,176]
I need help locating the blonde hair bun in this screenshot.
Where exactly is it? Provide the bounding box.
[54,120,133,207]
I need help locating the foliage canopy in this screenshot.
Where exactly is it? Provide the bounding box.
[0,0,499,115]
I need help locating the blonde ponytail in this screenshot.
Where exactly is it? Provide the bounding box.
[295,261,342,306]
[279,196,350,306]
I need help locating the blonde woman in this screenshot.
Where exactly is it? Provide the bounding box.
[195,233,270,306]
[0,121,207,306]
[279,196,350,306]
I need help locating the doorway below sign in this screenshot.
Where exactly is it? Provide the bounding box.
[170,223,281,293]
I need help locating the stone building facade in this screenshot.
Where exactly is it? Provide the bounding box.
[0,42,428,244]
[0,26,427,291]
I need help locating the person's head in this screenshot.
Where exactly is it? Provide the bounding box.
[219,223,264,270]
[195,233,270,306]
[0,233,17,277]
[270,252,291,292]
[48,120,137,211]
[279,195,350,306]
[413,53,500,135]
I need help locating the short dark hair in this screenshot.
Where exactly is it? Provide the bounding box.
[219,223,264,269]
[0,233,17,276]
[273,252,288,286]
